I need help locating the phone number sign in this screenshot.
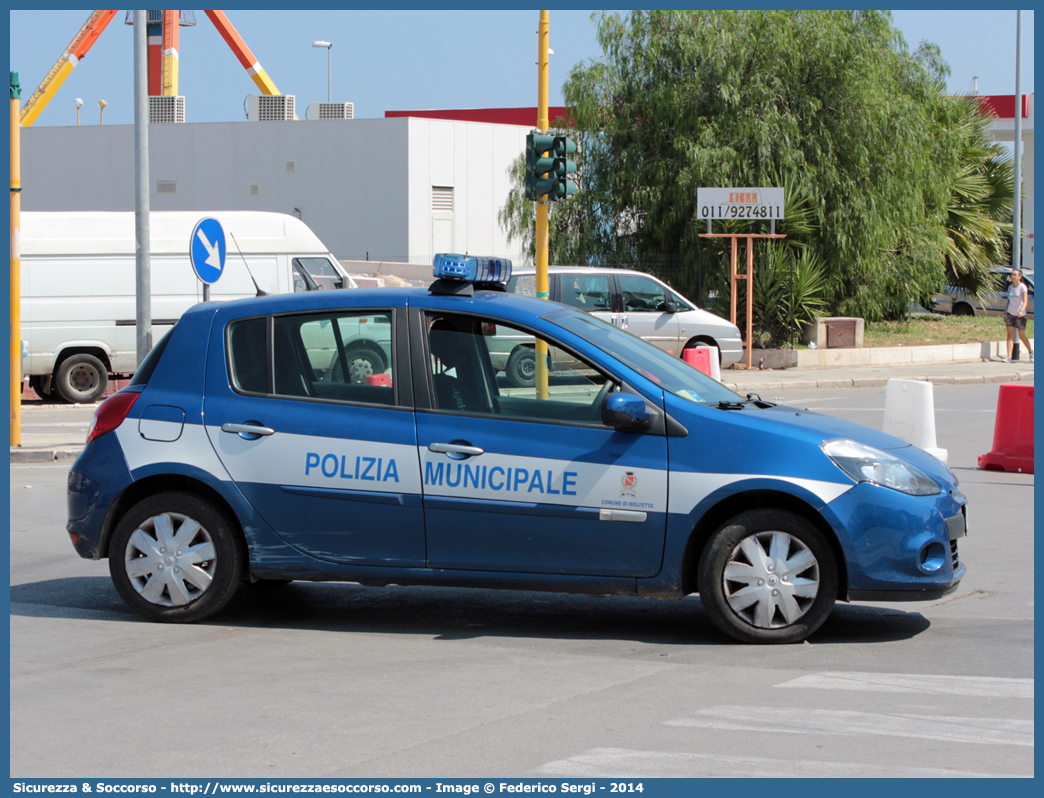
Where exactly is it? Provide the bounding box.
[697,187,785,220]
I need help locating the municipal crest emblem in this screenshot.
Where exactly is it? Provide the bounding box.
[621,471,637,497]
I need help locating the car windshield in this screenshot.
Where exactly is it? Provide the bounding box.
[546,308,742,405]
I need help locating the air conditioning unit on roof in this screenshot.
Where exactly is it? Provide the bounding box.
[309,102,354,120]
[149,96,185,124]
[247,95,295,121]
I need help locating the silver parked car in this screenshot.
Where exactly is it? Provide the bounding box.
[494,267,743,387]
[931,266,1034,319]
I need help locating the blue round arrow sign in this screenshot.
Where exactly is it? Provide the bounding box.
[190,217,227,285]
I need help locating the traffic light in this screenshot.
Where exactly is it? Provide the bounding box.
[525,131,556,200]
[550,135,579,200]
[525,131,579,201]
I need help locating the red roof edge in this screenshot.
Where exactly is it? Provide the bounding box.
[976,95,1030,119]
[384,107,573,127]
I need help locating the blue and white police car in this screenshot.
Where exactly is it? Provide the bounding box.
[67,255,966,643]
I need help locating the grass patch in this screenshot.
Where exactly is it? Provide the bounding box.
[863,315,1033,348]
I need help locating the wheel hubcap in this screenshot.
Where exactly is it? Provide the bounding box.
[124,512,217,607]
[722,531,819,628]
[348,357,373,383]
[69,364,98,393]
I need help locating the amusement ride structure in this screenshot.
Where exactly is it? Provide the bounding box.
[19,10,288,127]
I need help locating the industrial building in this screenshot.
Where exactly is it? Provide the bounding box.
[19,114,533,271]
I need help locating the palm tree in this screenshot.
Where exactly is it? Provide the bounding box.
[942,98,1014,297]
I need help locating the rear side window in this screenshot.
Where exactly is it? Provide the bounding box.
[506,274,537,297]
[228,311,396,406]
[129,327,175,386]
[559,273,612,311]
[228,317,270,394]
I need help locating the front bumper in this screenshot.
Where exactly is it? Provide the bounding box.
[820,481,966,600]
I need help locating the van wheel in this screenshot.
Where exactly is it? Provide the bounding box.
[340,347,385,384]
[55,353,108,403]
[683,338,722,365]
[109,492,244,623]
[697,509,837,644]
[506,347,537,388]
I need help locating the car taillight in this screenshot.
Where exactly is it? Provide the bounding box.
[86,391,140,443]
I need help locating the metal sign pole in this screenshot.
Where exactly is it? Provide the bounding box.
[11,71,21,446]
[134,10,152,367]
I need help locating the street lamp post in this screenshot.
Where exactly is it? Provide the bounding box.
[312,40,331,103]
[74,97,83,125]
[98,99,107,124]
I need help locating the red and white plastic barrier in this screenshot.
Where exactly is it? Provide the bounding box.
[682,346,720,381]
[883,378,948,463]
[979,384,1034,474]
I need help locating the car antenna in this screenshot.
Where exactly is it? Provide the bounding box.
[227,230,269,297]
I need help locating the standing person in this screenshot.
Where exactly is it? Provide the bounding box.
[1004,268,1033,362]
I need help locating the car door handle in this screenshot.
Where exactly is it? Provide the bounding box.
[221,422,275,437]
[429,442,484,457]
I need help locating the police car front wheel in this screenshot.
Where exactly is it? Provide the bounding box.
[109,492,245,623]
[697,509,838,644]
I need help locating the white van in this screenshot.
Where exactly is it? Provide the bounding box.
[20,211,356,403]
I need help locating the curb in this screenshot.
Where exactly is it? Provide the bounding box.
[10,447,82,464]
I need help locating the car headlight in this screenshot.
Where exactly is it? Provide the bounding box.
[821,438,941,496]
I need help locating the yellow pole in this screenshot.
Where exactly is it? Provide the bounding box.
[11,71,22,446]
[534,10,550,400]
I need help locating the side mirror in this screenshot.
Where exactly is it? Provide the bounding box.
[664,299,677,313]
[293,278,307,293]
[602,392,650,430]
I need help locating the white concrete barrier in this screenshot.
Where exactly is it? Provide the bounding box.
[883,378,948,463]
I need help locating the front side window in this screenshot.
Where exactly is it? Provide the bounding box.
[667,288,694,312]
[293,258,344,291]
[425,313,617,426]
[619,274,670,313]
[229,311,394,405]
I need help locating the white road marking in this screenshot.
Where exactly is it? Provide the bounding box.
[776,671,1034,698]
[535,747,1022,778]
[665,706,1033,747]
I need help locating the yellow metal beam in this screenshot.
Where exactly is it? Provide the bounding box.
[534,10,551,400]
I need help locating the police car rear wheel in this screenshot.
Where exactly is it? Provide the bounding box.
[109,492,244,623]
[697,509,837,644]
[506,347,537,388]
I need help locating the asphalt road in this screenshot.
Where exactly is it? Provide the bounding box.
[9,383,1033,778]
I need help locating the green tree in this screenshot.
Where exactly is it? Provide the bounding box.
[549,10,968,321]
[941,97,1014,297]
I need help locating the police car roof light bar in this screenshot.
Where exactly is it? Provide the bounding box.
[433,254,512,285]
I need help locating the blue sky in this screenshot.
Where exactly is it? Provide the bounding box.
[8,9,1035,128]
